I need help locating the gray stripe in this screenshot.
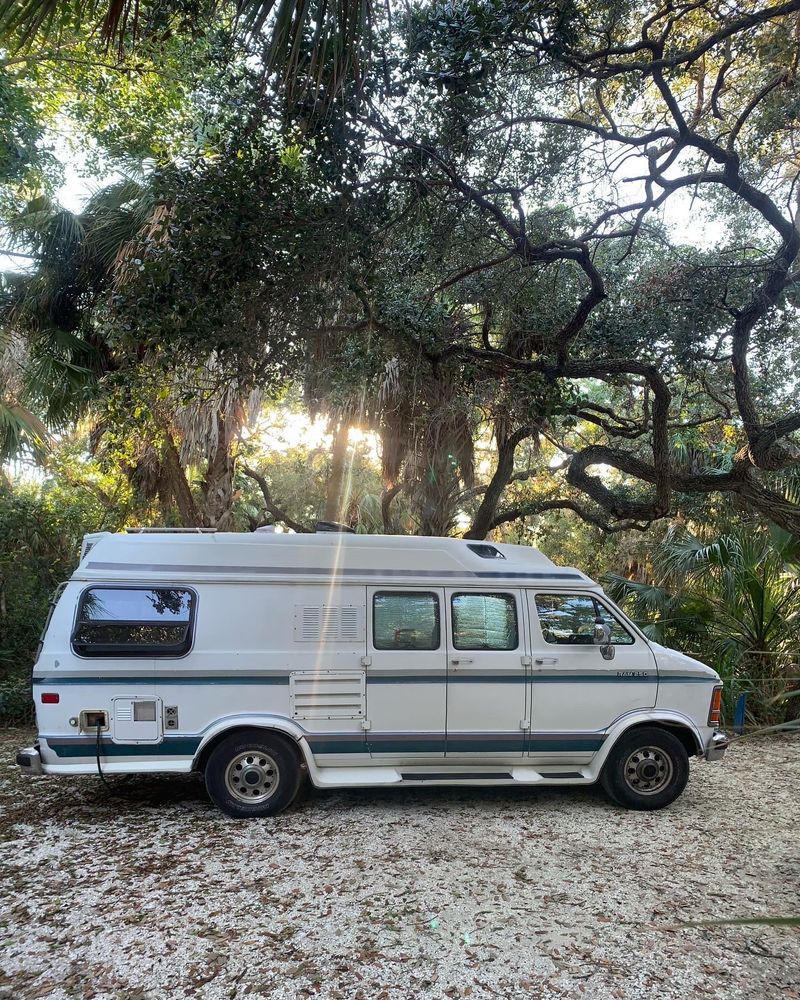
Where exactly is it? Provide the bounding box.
[85,560,582,581]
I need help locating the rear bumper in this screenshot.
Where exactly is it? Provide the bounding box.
[16,745,44,776]
[705,731,729,762]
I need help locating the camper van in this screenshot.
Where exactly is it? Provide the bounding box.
[17,527,728,817]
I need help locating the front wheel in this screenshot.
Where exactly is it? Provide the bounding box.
[204,729,304,818]
[600,727,689,811]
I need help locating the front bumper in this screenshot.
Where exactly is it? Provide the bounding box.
[705,731,729,762]
[16,745,44,776]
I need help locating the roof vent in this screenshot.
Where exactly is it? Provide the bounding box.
[315,521,355,534]
[467,543,505,560]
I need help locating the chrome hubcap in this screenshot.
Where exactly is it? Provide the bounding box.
[623,746,673,795]
[225,751,280,804]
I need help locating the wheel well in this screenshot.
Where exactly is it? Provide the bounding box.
[620,721,701,758]
[193,726,304,773]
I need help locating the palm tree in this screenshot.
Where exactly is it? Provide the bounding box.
[0,321,51,463]
[606,523,800,725]
[0,0,375,110]
[1,175,263,527]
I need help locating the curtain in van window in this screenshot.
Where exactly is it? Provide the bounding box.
[451,593,518,650]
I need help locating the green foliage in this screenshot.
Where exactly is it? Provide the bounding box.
[0,441,139,681]
[606,523,800,725]
[0,69,58,213]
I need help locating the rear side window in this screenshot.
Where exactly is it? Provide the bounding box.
[72,587,196,657]
[451,593,518,650]
[373,592,440,650]
[535,593,634,645]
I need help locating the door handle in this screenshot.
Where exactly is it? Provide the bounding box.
[535,657,559,665]
[450,658,474,666]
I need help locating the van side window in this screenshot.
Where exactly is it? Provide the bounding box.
[451,593,518,651]
[535,594,634,645]
[373,592,440,650]
[72,587,196,657]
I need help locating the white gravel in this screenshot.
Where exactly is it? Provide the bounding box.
[1,730,799,1000]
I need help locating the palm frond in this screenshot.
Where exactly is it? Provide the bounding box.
[0,398,50,461]
[0,0,374,109]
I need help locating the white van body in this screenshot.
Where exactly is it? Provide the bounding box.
[18,529,728,813]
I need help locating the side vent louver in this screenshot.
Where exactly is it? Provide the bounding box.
[290,671,365,720]
[294,605,364,643]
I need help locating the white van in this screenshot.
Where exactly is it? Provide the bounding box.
[17,527,728,817]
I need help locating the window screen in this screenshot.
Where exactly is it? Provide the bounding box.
[373,592,440,650]
[72,587,196,657]
[535,594,634,645]
[451,593,518,650]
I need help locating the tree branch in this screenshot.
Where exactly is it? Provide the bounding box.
[240,465,312,533]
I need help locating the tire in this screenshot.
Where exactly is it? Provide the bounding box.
[600,726,689,811]
[204,729,304,818]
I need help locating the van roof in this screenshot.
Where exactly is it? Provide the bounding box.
[75,530,597,588]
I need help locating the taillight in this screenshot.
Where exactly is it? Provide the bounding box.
[41,692,60,704]
[708,685,722,726]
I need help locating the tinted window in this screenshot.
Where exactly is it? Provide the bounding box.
[535,594,634,645]
[373,592,440,650]
[451,593,518,650]
[72,587,195,657]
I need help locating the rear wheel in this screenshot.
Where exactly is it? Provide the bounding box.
[204,729,303,818]
[601,727,689,811]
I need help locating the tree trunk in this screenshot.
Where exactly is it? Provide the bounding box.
[324,421,349,522]
[200,413,237,529]
[416,450,458,536]
[161,433,200,527]
[465,428,531,539]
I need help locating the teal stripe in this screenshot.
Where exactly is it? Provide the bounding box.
[34,673,710,687]
[368,674,524,684]
[533,674,655,683]
[309,734,605,755]
[307,736,369,754]
[529,736,605,752]
[367,675,443,684]
[46,731,606,759]
[448,675,524,684]
[47,737,201,758]
[34,675,289,685]
[658,676,715,683]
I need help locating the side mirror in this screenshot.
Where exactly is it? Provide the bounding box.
[593,620,615,660]
[593,622,611,645]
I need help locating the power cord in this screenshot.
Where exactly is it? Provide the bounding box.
[94,721,196,811]
[95,723,132,798]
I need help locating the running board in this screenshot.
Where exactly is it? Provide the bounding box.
[308,765,592,788]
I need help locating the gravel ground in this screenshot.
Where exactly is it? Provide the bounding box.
[1,729,799,1000]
